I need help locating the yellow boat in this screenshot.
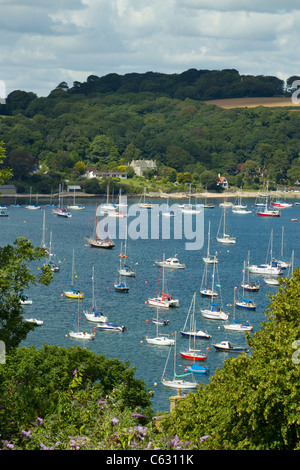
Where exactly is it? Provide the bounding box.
[64,289,84,300]
[64,249,84,299]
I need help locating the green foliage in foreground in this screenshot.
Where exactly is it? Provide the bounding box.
[161,269,300,450]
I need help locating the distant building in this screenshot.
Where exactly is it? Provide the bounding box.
[217,175,228,189]
[67,185,81,192]
[129,159,157,177]
[84,168,127,179]
[0,185,17,195]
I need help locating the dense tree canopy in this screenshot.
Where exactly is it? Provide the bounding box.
[161,269,300,450]
[0,69,298,193]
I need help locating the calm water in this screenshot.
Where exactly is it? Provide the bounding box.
[0,196,299,413]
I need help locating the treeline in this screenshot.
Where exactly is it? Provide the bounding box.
[0,68,299,194]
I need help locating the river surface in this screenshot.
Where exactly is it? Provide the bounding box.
[0,196,299,413]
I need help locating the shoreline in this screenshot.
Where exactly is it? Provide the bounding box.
[1,189,300,200]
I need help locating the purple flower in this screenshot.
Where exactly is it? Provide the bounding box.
[20,429,32,439]
[111,416,119,426]
[199,435,210,443]
[36,417,43,425]
[1,440,14,449]
[97,400,107,407]
[136,426,147,438]
[132,412,145,418]
[73,369,78,375]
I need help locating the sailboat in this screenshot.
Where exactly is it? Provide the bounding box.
[138,188,153,209]
[67,188,85,210]
[256,182,280,217]
[241,252,259,292]
[83,267,108,323]
[232,190,251,214]
[45,231,60,272]
[203,221,218,264]
[69,298,95,340]
[180,184,201,214]
[200,258,218,298]
[118,226,136,276]
[247,229,282,275]
[273,227,292,270]
[161,197,175,217]
[236,261,257,310]
[161,333,198,389]
[180,294,209,361]
[180,293,211,340]
[216,208,236,244]
[224,288,254,331]
[146,307,175,346]
[85,204,115,248]
[114,258,129,292]
[25,187,40,210]
[64,249,84,299]
[52,185,72,218]
[148,255,179,308]
[200,258,229,320]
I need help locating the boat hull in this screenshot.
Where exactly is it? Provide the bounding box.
[69,331,95,340]
[180,330,211,339]
[148,298,179,308]
[146,337,175,346]
[64,291,84,299]
[161,379,197,389]
[180,350,207,361]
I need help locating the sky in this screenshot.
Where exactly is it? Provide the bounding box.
[1,0,300,98]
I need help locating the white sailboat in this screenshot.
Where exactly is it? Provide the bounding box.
[161,333,198,389]
[69,298,95,340]
[67,188,85,210]
[161,197,175,217]
[146,307,175,346]
[216,208,236,244]
[138,188,153,208]
[224,287,254,331]
[148,255,179,308]
[200,259,218,298]
[236,261,257,310]
[25,187,40,210]
[231,190,251,213]
[247,229,282,275]
[180,184,201,214]
[180,292,211,340]
[118,226,136,277]
[201,258,229,320]
[83,267,108,323]
[203,221,218,264]
[241,251,259,292]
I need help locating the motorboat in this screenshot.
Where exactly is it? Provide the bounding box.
[25,318,43,326]
[212,340,249,353]
[96,322,126,332]
[155,256,185,269]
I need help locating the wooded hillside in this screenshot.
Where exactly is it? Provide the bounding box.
[0,69,299,194]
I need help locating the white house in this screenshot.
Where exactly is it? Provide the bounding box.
[217,175,228,189]
[84,168,127,179]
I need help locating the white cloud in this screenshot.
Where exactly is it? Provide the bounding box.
[0,0,300,97]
